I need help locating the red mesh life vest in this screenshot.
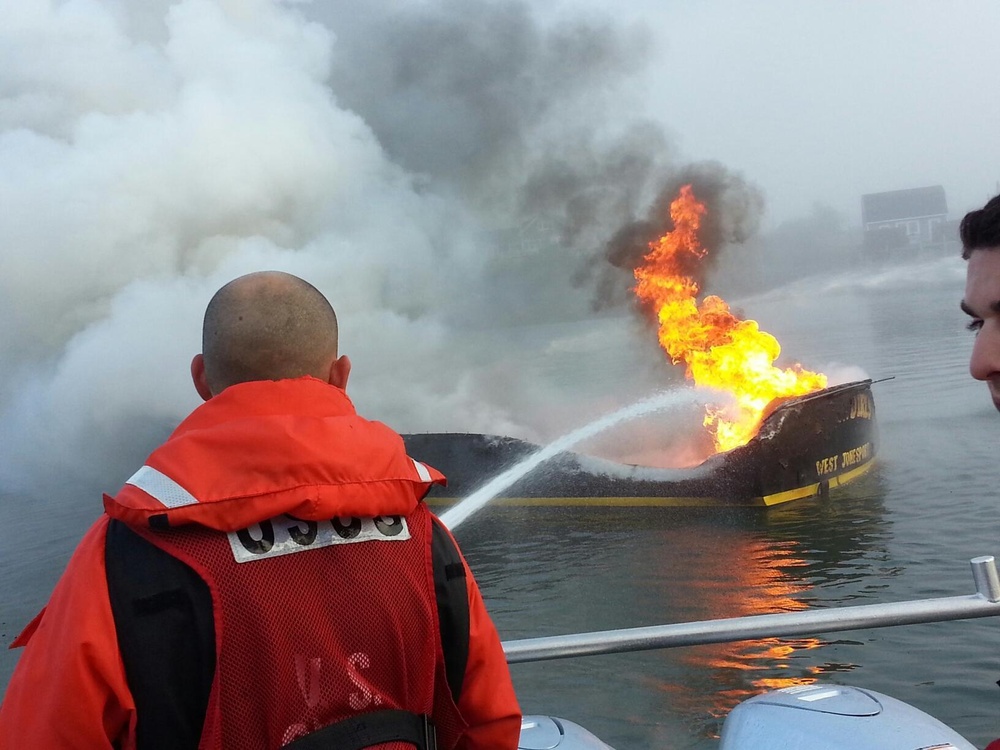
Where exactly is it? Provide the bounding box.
[134,504,465,750]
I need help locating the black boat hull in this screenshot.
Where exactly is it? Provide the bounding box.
[403,379,878,508]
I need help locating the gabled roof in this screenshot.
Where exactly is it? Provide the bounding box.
[861,185,947,224]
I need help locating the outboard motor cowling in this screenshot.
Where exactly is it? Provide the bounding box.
[518,715,615,750]
[719,685,976,750]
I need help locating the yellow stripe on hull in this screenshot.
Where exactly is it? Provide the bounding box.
[424,458,877,510]
[759,458,876,506]
[759,484,820,507]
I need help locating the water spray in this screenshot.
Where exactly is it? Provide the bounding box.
[439,386,727,530]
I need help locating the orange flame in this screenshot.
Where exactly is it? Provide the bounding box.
[634,185,827,452]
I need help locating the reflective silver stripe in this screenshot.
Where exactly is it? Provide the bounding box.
[411,459,432,483]
[125,465,200,508]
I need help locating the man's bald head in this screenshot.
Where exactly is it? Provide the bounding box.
[198,271,341,396]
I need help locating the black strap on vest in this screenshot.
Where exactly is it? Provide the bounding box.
[105,519,216,750]
[430,517,469,703]
[105,513,470,749]
[283,710,436,750]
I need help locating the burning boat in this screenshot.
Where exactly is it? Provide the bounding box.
[404,378,877,509]
[407,185,878,509]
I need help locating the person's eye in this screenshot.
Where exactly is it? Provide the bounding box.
[967,318,984,333]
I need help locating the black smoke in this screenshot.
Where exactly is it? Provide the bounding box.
[593,161,766,311]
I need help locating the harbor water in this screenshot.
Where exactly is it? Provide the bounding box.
[455,254,1000,748]
[2,253,998,748]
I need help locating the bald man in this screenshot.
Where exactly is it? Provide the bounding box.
[0,272,522,750]
[194,272,351,398]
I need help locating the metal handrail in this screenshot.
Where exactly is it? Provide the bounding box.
[502,555,1000,664]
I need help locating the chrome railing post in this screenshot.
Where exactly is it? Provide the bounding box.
[971,556,1000,602]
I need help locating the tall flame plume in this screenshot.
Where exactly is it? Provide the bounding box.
[634,185,827,452]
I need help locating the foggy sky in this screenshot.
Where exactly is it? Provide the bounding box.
[1,0,976,500]
[574,0,1000,228]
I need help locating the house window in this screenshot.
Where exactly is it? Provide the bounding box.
[906,220,919,236]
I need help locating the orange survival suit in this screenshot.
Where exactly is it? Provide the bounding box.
[0,377,521,750]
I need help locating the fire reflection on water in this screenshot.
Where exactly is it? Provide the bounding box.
[632,523,865,739]
[463,476,889,746]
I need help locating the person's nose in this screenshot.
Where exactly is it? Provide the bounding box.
[970,321,1000,381]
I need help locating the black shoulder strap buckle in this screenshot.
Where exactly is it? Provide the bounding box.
[283,710,436,750]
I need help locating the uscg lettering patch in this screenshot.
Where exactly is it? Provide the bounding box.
[227,514,410,563]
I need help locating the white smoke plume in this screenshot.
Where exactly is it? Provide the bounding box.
[0,0,687,499]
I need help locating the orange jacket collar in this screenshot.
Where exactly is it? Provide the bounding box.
[105,378,444,531]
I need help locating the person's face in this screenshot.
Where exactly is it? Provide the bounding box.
[963,247,1000,411]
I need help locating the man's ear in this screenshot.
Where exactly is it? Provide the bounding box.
[328,354,351,391]
[191,354,214,401]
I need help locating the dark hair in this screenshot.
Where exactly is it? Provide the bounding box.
[960,194,1000,259]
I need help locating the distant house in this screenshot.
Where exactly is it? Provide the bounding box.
[861,185,948,253]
